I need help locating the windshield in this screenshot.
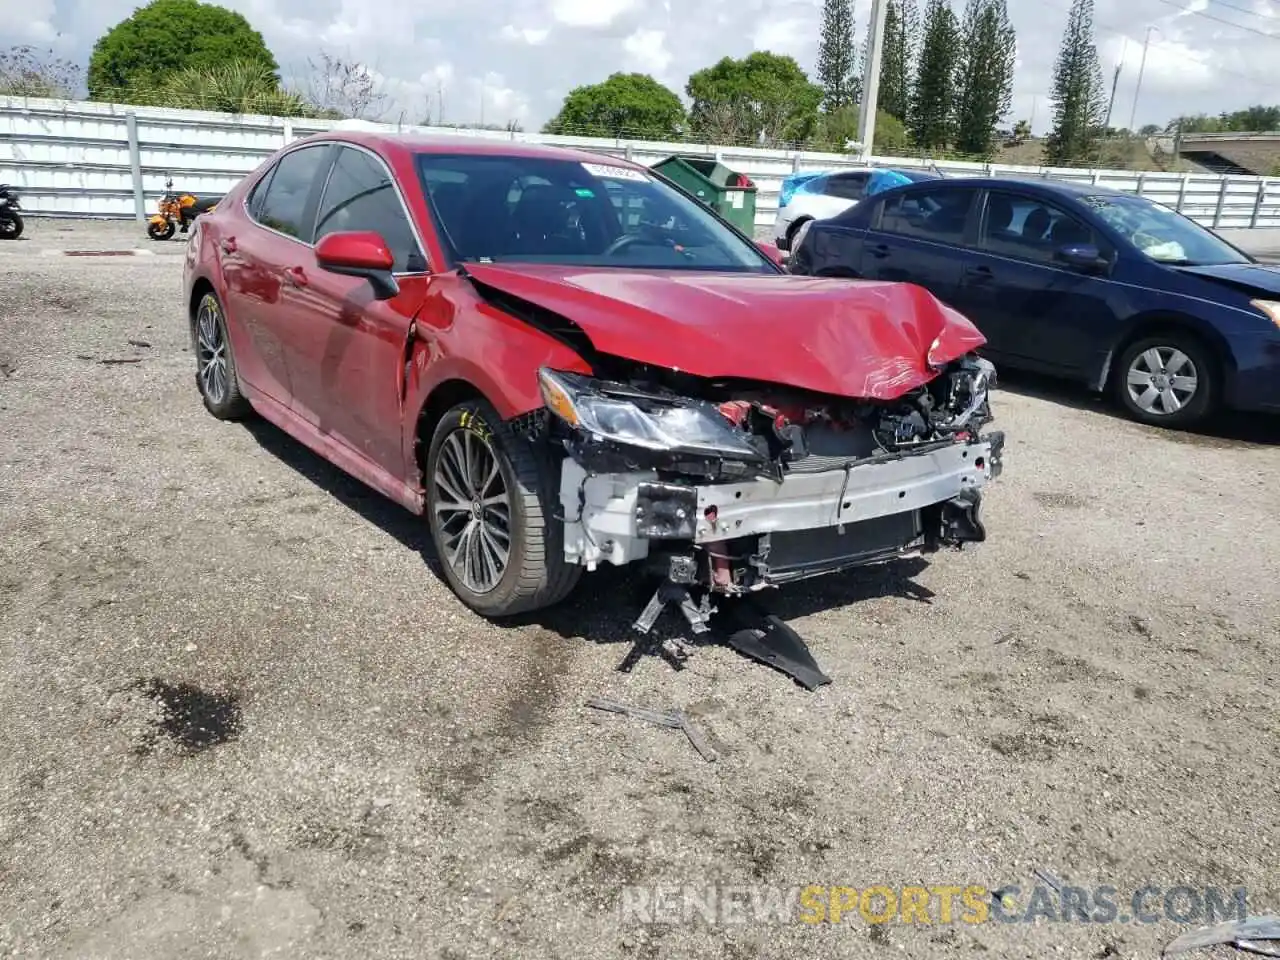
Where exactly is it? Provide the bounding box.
[416,152,775,272]
[1080,194,1252,266]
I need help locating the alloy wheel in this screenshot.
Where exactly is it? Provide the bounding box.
[196,297,229,405]
[1125,346,1199,417]
[432,429,512,594]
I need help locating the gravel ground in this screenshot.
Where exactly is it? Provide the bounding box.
[1,219,1278,960]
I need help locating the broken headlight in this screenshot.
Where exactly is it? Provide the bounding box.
[538,367,764,460]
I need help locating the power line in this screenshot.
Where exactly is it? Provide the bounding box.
[1150,0,1280,42]
[1202,0,1280,23]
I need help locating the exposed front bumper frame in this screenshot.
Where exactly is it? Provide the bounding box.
[559,435,1001,572]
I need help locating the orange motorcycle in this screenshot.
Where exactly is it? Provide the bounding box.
[147,177,222,240]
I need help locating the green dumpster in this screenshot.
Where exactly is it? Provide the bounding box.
[651,154,758,234]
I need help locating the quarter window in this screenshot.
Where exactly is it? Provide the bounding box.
[877,187,973,244]
[253,145,327,240]
[315,147,425,272]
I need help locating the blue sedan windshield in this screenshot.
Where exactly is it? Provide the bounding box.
[1079,194,1252,266]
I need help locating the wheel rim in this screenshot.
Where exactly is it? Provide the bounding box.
[432,428,512,594]
[196,297,229,405]
[1125,346,1199,417]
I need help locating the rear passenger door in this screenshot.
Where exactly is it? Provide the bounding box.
[816,172,871,216]
[857,184,980,309]
[951,189,1119,372]
[223,143,331,406]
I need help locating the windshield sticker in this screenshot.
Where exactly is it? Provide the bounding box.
[575,187,595,197]
[581,161,650,182]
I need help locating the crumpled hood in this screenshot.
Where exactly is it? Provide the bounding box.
[1176,261,1280,296]
[462,263,987,400]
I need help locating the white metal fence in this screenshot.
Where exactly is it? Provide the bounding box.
[3,94,1280,230]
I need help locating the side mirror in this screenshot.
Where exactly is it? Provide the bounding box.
[1055,243,1109,273]
[315,231,400,300]
[756,240,786,266]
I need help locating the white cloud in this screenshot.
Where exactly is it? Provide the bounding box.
[622,28,671,76]
[1,0,1275,134]
[550,0,637,29]
[501,24,550,44]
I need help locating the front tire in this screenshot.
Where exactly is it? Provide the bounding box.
[1113,333,1217,428]
[425,400,581,617]
[0,212,22,240]
[148,220,175,240]
[193,291,251,420]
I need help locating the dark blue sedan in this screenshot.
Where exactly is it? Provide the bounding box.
[788,176,1280,428]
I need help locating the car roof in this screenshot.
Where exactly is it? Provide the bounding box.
[290,129,648,170]
[892,175,1132,197]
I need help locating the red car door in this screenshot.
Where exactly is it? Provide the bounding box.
[218,144,332,407]
[276,144,431,479]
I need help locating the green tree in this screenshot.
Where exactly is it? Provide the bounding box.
[817,0,860,112]
[1044,0,1106,165]
[875,0,919,123]
[543,73,686,139]
[819,104,910,153]
[136,61,308,116]
[909,0,960,150]
[686,51,822,145]
[87,0,279,100]
[952,0,1015,157]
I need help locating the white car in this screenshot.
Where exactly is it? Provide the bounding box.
[772,168,942,250]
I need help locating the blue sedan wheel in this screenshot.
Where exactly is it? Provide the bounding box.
[1115,335,1215,428]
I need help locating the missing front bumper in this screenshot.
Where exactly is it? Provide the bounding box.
[558,434,999,585]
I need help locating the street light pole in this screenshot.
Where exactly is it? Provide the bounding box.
[1128,26,1160,133]
[858,0,890,159]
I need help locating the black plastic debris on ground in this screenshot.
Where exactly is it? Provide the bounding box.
[140,679,241,751]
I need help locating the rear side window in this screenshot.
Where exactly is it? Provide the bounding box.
[824,174,869,201]
[877,187,973,244]
[253,145,328,240]
[315,146,425,272]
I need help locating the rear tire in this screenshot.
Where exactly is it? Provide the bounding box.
[1113,332,1217,429]
[425,400,581,618]
[193,291,251,420]
[0,212,22,240]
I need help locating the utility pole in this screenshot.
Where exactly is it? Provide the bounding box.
[857,0,890,159]
[1104,61,1123,132]
[1128,26,1159,133]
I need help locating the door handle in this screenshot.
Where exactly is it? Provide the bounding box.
[284,266,308,287]
[964,265,994,281]
[868,243,889,259]
[219,236,236,253]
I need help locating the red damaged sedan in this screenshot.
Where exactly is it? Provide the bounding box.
[182,131,1004,625]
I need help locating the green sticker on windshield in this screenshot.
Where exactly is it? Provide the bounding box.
[575,188,595,197]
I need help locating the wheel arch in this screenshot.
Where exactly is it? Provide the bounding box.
[1095,311,1234,393]
[412,378,493,476]
[785,214,813,243]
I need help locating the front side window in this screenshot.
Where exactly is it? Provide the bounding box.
[981,191,1097,264]
[254,145,328,240]
[415,153,776,273]
[1080,194,1252,266]
[877,186,973,244]
[315,147,425,272]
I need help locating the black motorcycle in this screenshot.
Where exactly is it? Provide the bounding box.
[0,184,22,240]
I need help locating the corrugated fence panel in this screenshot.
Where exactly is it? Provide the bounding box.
[3,94,1280,229]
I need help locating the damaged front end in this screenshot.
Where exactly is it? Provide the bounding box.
[531,352,1004,596]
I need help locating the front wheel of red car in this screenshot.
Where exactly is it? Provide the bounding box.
[425,400,581,618]
[193,290,252,420]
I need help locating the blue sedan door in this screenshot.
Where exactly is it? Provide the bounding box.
[951,189,1120,375]
[857,184,981,310]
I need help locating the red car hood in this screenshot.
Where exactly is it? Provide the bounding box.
[462,263,987,400]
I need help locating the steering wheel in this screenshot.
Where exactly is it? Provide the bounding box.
[601,232,654,257]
